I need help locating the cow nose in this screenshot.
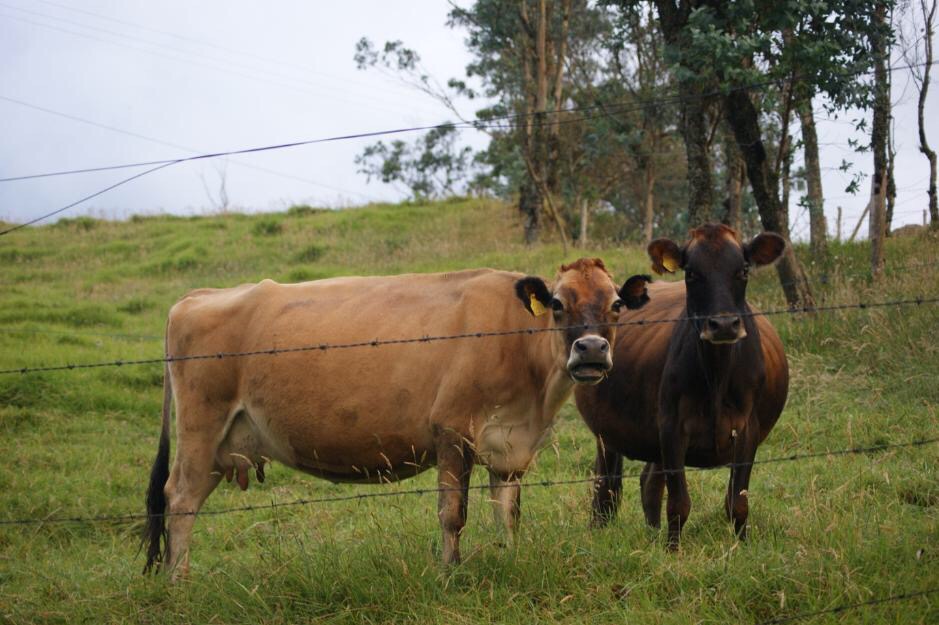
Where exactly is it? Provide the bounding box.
[705,315,742,341]
[573,336,609,356]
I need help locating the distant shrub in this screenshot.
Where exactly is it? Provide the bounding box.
[0,248,47,263]
[253,218,283,236]
[287,204,326,217]
[285,267,329,283]
[55,216,98,231]
[293,244,326,263]
[118,298,154,315]
[146,250,204,275]
[384,237,408,254]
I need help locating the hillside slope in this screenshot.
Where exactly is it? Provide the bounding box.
[0,200,937,624]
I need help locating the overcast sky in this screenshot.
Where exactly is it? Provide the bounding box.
[1,0,936,238]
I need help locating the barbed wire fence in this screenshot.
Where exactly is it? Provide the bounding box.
[1,294,936,376]
[0,52,936,625]
[1,256,936,347]
[2,436,937,527]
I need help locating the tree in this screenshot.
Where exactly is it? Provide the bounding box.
[868,2,889,279]
[798,100,828,264]
[354,124,474,200]
[649,0,718,224]
[901,0,939,228]
[658,0,895,307]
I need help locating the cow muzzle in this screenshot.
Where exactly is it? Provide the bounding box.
[567,335,612,384]
[700,313,747,344]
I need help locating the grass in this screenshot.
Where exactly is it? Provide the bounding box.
[0,198,937,624]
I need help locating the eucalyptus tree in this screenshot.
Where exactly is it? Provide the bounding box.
[635,0,895,306]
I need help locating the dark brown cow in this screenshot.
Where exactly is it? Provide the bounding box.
[143,259,651,577]
[575,224,789,548]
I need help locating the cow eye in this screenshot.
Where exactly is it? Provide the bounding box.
[550,298,564,312]
[736,267,749,281]
[611,299,623,312]
[685,270,700,283]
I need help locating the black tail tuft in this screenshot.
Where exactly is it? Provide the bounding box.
[142,421,170,574]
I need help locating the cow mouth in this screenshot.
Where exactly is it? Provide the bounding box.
[569,363,609,384]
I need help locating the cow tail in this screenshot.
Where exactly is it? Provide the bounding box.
[142,361,172,574]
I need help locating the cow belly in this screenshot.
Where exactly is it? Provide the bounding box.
[239,400,436,483]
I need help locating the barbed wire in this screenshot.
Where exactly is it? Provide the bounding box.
[0,259,933,346]
[2,59,936,235]
[0,436,935,527]
[758,588,939,624]
[4,59,935,186]
[1,295,935,376]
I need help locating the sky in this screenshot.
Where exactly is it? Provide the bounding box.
[0,0,936,239]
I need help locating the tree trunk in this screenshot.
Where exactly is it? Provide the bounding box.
[681,88,716,225]
[917,0,939,227]
[643,165,656,244]
[886,120,896,236]
[519,178,541,244]
[723,127,743,232]
[580,198,589,246]
[724,88,814,308]
[797,101,828,264]
[654,0,715,225]
[869,2,889,280]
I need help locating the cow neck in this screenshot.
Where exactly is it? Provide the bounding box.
[526,325,575,426]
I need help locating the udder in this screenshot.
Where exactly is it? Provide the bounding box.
[215,410,281,490]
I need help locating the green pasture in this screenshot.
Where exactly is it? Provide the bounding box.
[0,199,936,624]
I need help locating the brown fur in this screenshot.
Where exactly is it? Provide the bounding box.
[576,227,788,547]
[145,262,628,576]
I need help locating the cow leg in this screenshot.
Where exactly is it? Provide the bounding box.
[724,423,758,540]
[659,421,691,551]
[488,469,521,545]
[435,430,473,565]
[163,405,223,579]
[590,438,623,528]
[640,462,665,528]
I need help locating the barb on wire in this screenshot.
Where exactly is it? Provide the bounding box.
[2,60,937,234]
[1,295,936,376]
[0,436,935,527]
[758,588,939,624]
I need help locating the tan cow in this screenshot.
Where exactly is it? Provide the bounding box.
[143,259,650,577]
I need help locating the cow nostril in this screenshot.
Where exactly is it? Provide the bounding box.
[707,318,721,332]
[599,342,609,353]
[575,340,588,352]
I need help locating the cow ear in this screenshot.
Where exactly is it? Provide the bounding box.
[515,276,552,317]
[745,232,786,266]
[647,238,682,274]
[619,274,651,310]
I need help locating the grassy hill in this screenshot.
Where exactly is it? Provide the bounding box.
[1,199,937,624]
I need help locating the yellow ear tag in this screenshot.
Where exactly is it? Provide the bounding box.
[529,294,547,316]
[662,255,679,273]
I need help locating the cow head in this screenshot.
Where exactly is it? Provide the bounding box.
[515,258,650,384]
[648,224,785,345]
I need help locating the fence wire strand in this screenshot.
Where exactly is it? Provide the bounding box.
[1,436,935,527]
[2,59,937,234]
[758,587,939,624]
[2,295,936,376]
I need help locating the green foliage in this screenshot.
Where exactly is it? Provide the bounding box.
[293,244,327,263]
[252,218,284,236]
[286,204,326,217]
[355,124,474,200]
